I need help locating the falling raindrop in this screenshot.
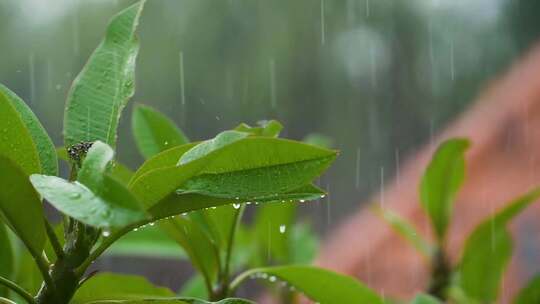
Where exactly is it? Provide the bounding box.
[279,225,286,234]
[320,0,326,45]
[379,166,385,209]
[233,203,241,209]
[29,53,36,105]
[355,147,361,189]
[450,39,455,81]
[102,230,111,237]
[269,58,276,108]
[179,51,186,105]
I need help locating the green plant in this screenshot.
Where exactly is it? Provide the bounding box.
[377,139,540,304]
[0,2,387,304]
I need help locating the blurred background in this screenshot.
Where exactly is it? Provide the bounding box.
[1,0,539,296]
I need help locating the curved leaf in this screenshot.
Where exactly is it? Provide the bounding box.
[72,273,174,304]
[132,104,189,159]
[0,156,45,256]
[233,266,383,304]
[30,174,147,229]
[459,188,540,302]
[0,91,40,175]
[0,223,13,297]
[0,84,57,176]
[64,1,145,148]
[420,138,469,240]
[78,141,115,190]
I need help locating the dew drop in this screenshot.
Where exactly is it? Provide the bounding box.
[233,203,241,209]
[279,225,286,234]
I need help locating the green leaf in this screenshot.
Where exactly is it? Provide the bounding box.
[178,274,208,299]
[0,84,58,176]
[71,273,174,304]
[108,225,186,258]
[43,224,64,261]
[289,221,319,264]
[178,131,249,165]
[13,248,42,296]
[420,138,470,240]
[81,299,254,304]
[57,147,134,185]
[78,141,115,191]
[0,91,41,175]
[459,188,540,302]
[131,137,335,211]
[132,104,189,159]
[233,266,384,304]
[0,156,46,256]
[63,1,145,148]
[234,120,283,138]
[0,223,14,297]
[159,217,220,286]
[129,143,197,186]
[30,174,147,229]
[373,207,433,257]
[410,294,442,304]
[514,275,540,304]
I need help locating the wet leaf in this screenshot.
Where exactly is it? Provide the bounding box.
[459,188,540,302]
[0,222,13,297]
[64,1,145,148]
[233,266,384,304]
[30,174,147,229]
[420,138,469,240]
[0,156,45,257]
[132,104,189,159]
[234,120,283,138]
[72,273,174,304]
[108,225,186,258]
[0,91,41,175]
[0,84,57,176]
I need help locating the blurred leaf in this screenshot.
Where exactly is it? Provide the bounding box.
[459,188,540,302]
[253,202,296,263]
[233,266,384,304]
[160,217,219,287]
[71,273,174,304]
[373,207,433,257]
[420,138,469,240]
[83,298,254,304]
[0,156,46,257]
[234,120,283,138]
[0,90,41,175]
[178,274,208,299]
[0,84,57,176]
[13,246,42,297]
[0,223,13,297]
[30,174,147,229]
[302,133,333,148]
[289,221,319,264]
[108,225,186,259]
[63,1,145,148]
[514,275,540,304]
[129,143,197,185]
[132,104,189,159]
[410,294,442,304]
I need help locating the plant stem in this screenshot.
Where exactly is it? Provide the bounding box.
[218,205,245,299]
[44,220,64,259]
[0,276,36,304]
[428,248,451,300]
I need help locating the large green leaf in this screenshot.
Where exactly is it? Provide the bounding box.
[374,207,433,257]
[514,275,540,304]
[0,156,45,256]
[132,104,189,159]
[459,188,540,302]
[420,138,469,240]
[131,137,335,210]
[234,120,283,138]
[232,266,384,304]
[0,223,13,297]
[63,1,145,148]
[31,174,147,229]
[71,273,174,304]
[129,143,197,186]
[0,84,57,176]
[0,91,40,175]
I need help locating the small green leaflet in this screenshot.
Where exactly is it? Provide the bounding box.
[459,188,540,302]
[420,138,469,240]
[132,104,189,159]
[64,1,145,148]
